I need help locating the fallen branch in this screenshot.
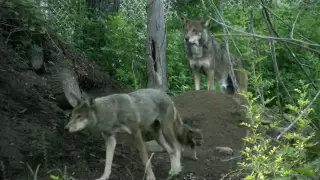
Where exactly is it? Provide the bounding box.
[276,89,320,140]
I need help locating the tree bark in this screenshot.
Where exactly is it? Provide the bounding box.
[146,0,168,91]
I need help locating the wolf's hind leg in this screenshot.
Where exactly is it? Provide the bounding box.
[96,133,117,180]
[133,130,156,180]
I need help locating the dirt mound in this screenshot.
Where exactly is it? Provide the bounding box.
[172,91,247,179]
[71,91,247,180]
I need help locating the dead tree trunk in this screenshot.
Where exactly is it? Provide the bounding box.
[146,0,168,91]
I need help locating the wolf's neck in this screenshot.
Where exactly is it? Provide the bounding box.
[200,29,211,48]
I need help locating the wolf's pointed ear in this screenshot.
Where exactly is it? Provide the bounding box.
[180,16,187,25]
[85,97,95,107]
[202,17,211,27]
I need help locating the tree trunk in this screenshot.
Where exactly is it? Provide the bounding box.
[146,0,168,91]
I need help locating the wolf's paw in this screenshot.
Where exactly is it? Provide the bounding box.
[146,172,156,180]
[146,177,156,180]
[192,155,198,161]
[95,176,109,180]
[167,168,182,180]
[95,178,108,180]
[168,166,182,176]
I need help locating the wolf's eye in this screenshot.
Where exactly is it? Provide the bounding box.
[76,115,82,119]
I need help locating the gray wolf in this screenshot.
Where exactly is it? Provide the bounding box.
[64,88,203,180]
[180,16,248,94]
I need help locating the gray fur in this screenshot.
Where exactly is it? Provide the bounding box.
[65,88,203,180]
[180,17,248,93]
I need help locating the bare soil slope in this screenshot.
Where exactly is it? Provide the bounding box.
[71,91,247,180]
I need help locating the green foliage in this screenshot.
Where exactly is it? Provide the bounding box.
[48,167,74,180]
[238,82,318,180]
[166,29,193,94]
[102,10,147,88]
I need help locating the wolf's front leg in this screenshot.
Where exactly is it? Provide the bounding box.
[207,70,215,91]
[96,133,117,180]
[192,69,201,90]
[133,130,156,180]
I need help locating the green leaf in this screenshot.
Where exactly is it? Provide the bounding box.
[273,177,293,180]
[29,26,36,31]
[294,168,316,177]
[49,175,60,180]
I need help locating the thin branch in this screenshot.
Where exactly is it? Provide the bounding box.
[249,7,265,106]
[290,11,301,39]
[142,152,154,180]
[276,89,320,140]
[259,2,315,44]
[207,0,242,56]
[260,3,319,91]
[212,33,320,54]
[261,0,298,110]
[208,17,320,48]
[210,16,319,92]
[212,1,240,94]
[264,19,281,109]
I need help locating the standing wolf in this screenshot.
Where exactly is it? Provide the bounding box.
[180,17,248,94]
[65,88,203,180]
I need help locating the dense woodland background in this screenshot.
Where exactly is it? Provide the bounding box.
[1,0,319,179]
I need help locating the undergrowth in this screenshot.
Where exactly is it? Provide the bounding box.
[235,81,319,180]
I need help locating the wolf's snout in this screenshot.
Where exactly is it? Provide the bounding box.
[185,37,189,42]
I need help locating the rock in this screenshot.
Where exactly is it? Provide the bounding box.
[215,146,234,155]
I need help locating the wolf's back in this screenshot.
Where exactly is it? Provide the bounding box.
[129,88,173,106]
